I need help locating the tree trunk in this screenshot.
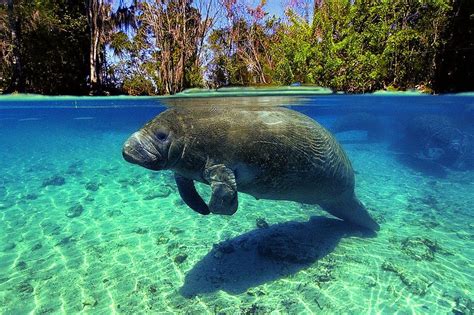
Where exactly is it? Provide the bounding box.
[87,0,103,92]
[6,0,24,93]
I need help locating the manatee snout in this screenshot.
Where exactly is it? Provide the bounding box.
[122,131,163,170]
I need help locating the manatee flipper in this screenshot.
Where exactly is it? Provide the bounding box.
[204,164,238,215]
[320,193,380,231]
[174,174,210,215]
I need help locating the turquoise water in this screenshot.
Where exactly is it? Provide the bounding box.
[0,93,473,314]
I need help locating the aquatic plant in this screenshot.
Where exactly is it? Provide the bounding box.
[381,260,433,296]
[400,236,440,261]
[453,296,474,315]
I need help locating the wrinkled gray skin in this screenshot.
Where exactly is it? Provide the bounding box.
[122,106,380,231]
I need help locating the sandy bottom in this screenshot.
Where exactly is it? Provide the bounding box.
[0,120,473,314]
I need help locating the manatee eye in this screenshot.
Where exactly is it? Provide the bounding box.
[156,130,169,141]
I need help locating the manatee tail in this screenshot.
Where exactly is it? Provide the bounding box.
[320,194,380,231]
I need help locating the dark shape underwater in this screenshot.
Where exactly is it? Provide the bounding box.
[392,114,474,175]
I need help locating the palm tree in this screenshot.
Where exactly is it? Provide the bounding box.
[86,0,138,93]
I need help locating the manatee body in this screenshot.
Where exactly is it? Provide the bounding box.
[401,115,468,168]
[122,106,379,231]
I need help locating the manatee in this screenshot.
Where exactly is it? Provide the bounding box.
[122,106,380,231]
[398,114,472,169]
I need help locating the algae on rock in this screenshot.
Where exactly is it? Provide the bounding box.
[381,260,433,296]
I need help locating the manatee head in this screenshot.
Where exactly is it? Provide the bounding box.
[122,111,183,171]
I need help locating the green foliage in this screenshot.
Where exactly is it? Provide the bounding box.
[434,0,474,92]
[1,0,470,95]
[109,31,133,58]
[186,64,205,88]
[0,0,89,94]
[22,2,89,94]
[207,0,455,92]
[107,23,157,95]
[122,73,156,96]
[0,5,11,91]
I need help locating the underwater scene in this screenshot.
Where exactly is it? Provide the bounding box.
[0,92,473,314]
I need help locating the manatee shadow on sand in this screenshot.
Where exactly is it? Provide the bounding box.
[180,216,375,298]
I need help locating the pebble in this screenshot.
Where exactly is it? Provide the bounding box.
[174,253,188,264]
[41,176,66,187]
[65,204,84,218]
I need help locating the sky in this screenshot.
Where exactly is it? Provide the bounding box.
[263,1,286,17]
[112,0,288,19]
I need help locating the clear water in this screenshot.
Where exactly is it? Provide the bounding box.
[0,93,473,314]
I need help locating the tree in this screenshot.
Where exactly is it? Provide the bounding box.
[87,0,108,91]
[0,0,468,95]
[0,3,12,91]
[208,0,280,86]
[434,0,474,92]
[1,0,90,94]
[5,0,24,92]
[86,0,139,93]
[139,0,214,94]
